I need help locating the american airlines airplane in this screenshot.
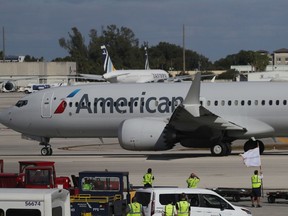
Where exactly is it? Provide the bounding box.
[0,73,285,156]
[80,45,169,83]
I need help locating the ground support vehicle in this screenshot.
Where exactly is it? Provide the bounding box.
[210,187,252,202]
[267,190,288,203]
[0,188,70,216]
[70,171,132,216]
[135,187,252,216]
[0,160,70,189]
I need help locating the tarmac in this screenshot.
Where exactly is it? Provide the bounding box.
[1,92,288,216]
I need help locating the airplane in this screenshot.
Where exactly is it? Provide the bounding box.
[0,72,286,156]
[80,45,170,83]
[0,76,36,92]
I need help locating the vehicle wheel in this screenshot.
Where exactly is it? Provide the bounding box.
[211,143,227,156]
[232,195,240,202]
[41,147,49,156]
[268,196,275,203]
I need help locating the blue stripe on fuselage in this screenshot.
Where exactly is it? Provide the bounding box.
[67,89,80,98]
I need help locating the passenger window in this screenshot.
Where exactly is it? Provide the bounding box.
[187,194,200,207]
[207,100,211,106]
[221,100,225,106]
[201,194,233,210]
[234,100,238,106]
[261,100,265,106]
[254,100,258,106]
[214,101,218,106]
[135,192,151,207]
[6,209,41,216]
[248,100,251,106]
[283,100,287,105]
[0,209,4,216]
[241,100,245,106]
[159,194,177,205]
[276,100,279,105]
[269,100,273,105]
[228,100,231,106]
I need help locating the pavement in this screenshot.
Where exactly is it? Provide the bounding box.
[1,92,288,215]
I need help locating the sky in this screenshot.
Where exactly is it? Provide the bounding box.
[1,0,288,63]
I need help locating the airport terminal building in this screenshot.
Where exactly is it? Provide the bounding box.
[0,61,77,91]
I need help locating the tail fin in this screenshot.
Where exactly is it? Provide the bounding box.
[144,46,150,70]
[101,45,116,73]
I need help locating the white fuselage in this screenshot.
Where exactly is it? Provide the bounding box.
[103,69,169,83]
[1,81,288,140]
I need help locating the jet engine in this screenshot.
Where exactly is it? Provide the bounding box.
[1,81,17,92]
[118,118,174,151]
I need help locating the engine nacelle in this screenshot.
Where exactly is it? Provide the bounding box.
[118,118,171,151]
[2,81,17,92]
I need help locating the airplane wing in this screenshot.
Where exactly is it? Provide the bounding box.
[168,73,246,132]
[79,74,106,81]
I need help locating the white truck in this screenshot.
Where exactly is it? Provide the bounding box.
[24,84,51,94]
[0,188,70,216]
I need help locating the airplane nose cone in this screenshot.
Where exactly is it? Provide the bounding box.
[0,109,12,127]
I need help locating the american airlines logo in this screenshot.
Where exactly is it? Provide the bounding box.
[75,92,183,114]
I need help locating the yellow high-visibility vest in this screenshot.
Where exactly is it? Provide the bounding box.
[164,203,175,216]
[177,201,190,216]
[251,175,261,188]
[187,177,200,188]
[128,202,142,216]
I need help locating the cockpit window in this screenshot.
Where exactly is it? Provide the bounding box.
[15,100,28,107]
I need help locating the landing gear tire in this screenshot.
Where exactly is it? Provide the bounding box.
[41,147,49,156]
[211,143,228,156]
[40,142,53,156]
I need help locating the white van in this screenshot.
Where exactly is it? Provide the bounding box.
[135,187,252,216]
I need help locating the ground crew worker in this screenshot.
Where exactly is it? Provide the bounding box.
[186,172,200,188]
[126,196,145,216]
[176,193,190,216]
[163,200,176,216]
[251,169,263,207]
[143,168,154,188]
[82,179,92,190]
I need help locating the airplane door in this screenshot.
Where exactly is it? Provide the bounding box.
[41,92,54,118]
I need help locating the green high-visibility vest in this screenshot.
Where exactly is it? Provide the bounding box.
[177,201,190,216]
[187,177,200,188]
[251,175,261,188]
[164,204,175,216]
[143,173,153,185]
[128,202,142,216]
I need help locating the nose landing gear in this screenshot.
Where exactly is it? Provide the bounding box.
[39,142,53,156]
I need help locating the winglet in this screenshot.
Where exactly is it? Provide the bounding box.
[183,72,201,116]
[101,45,116,73]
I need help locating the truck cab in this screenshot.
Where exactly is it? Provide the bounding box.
[0,161,71,189]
